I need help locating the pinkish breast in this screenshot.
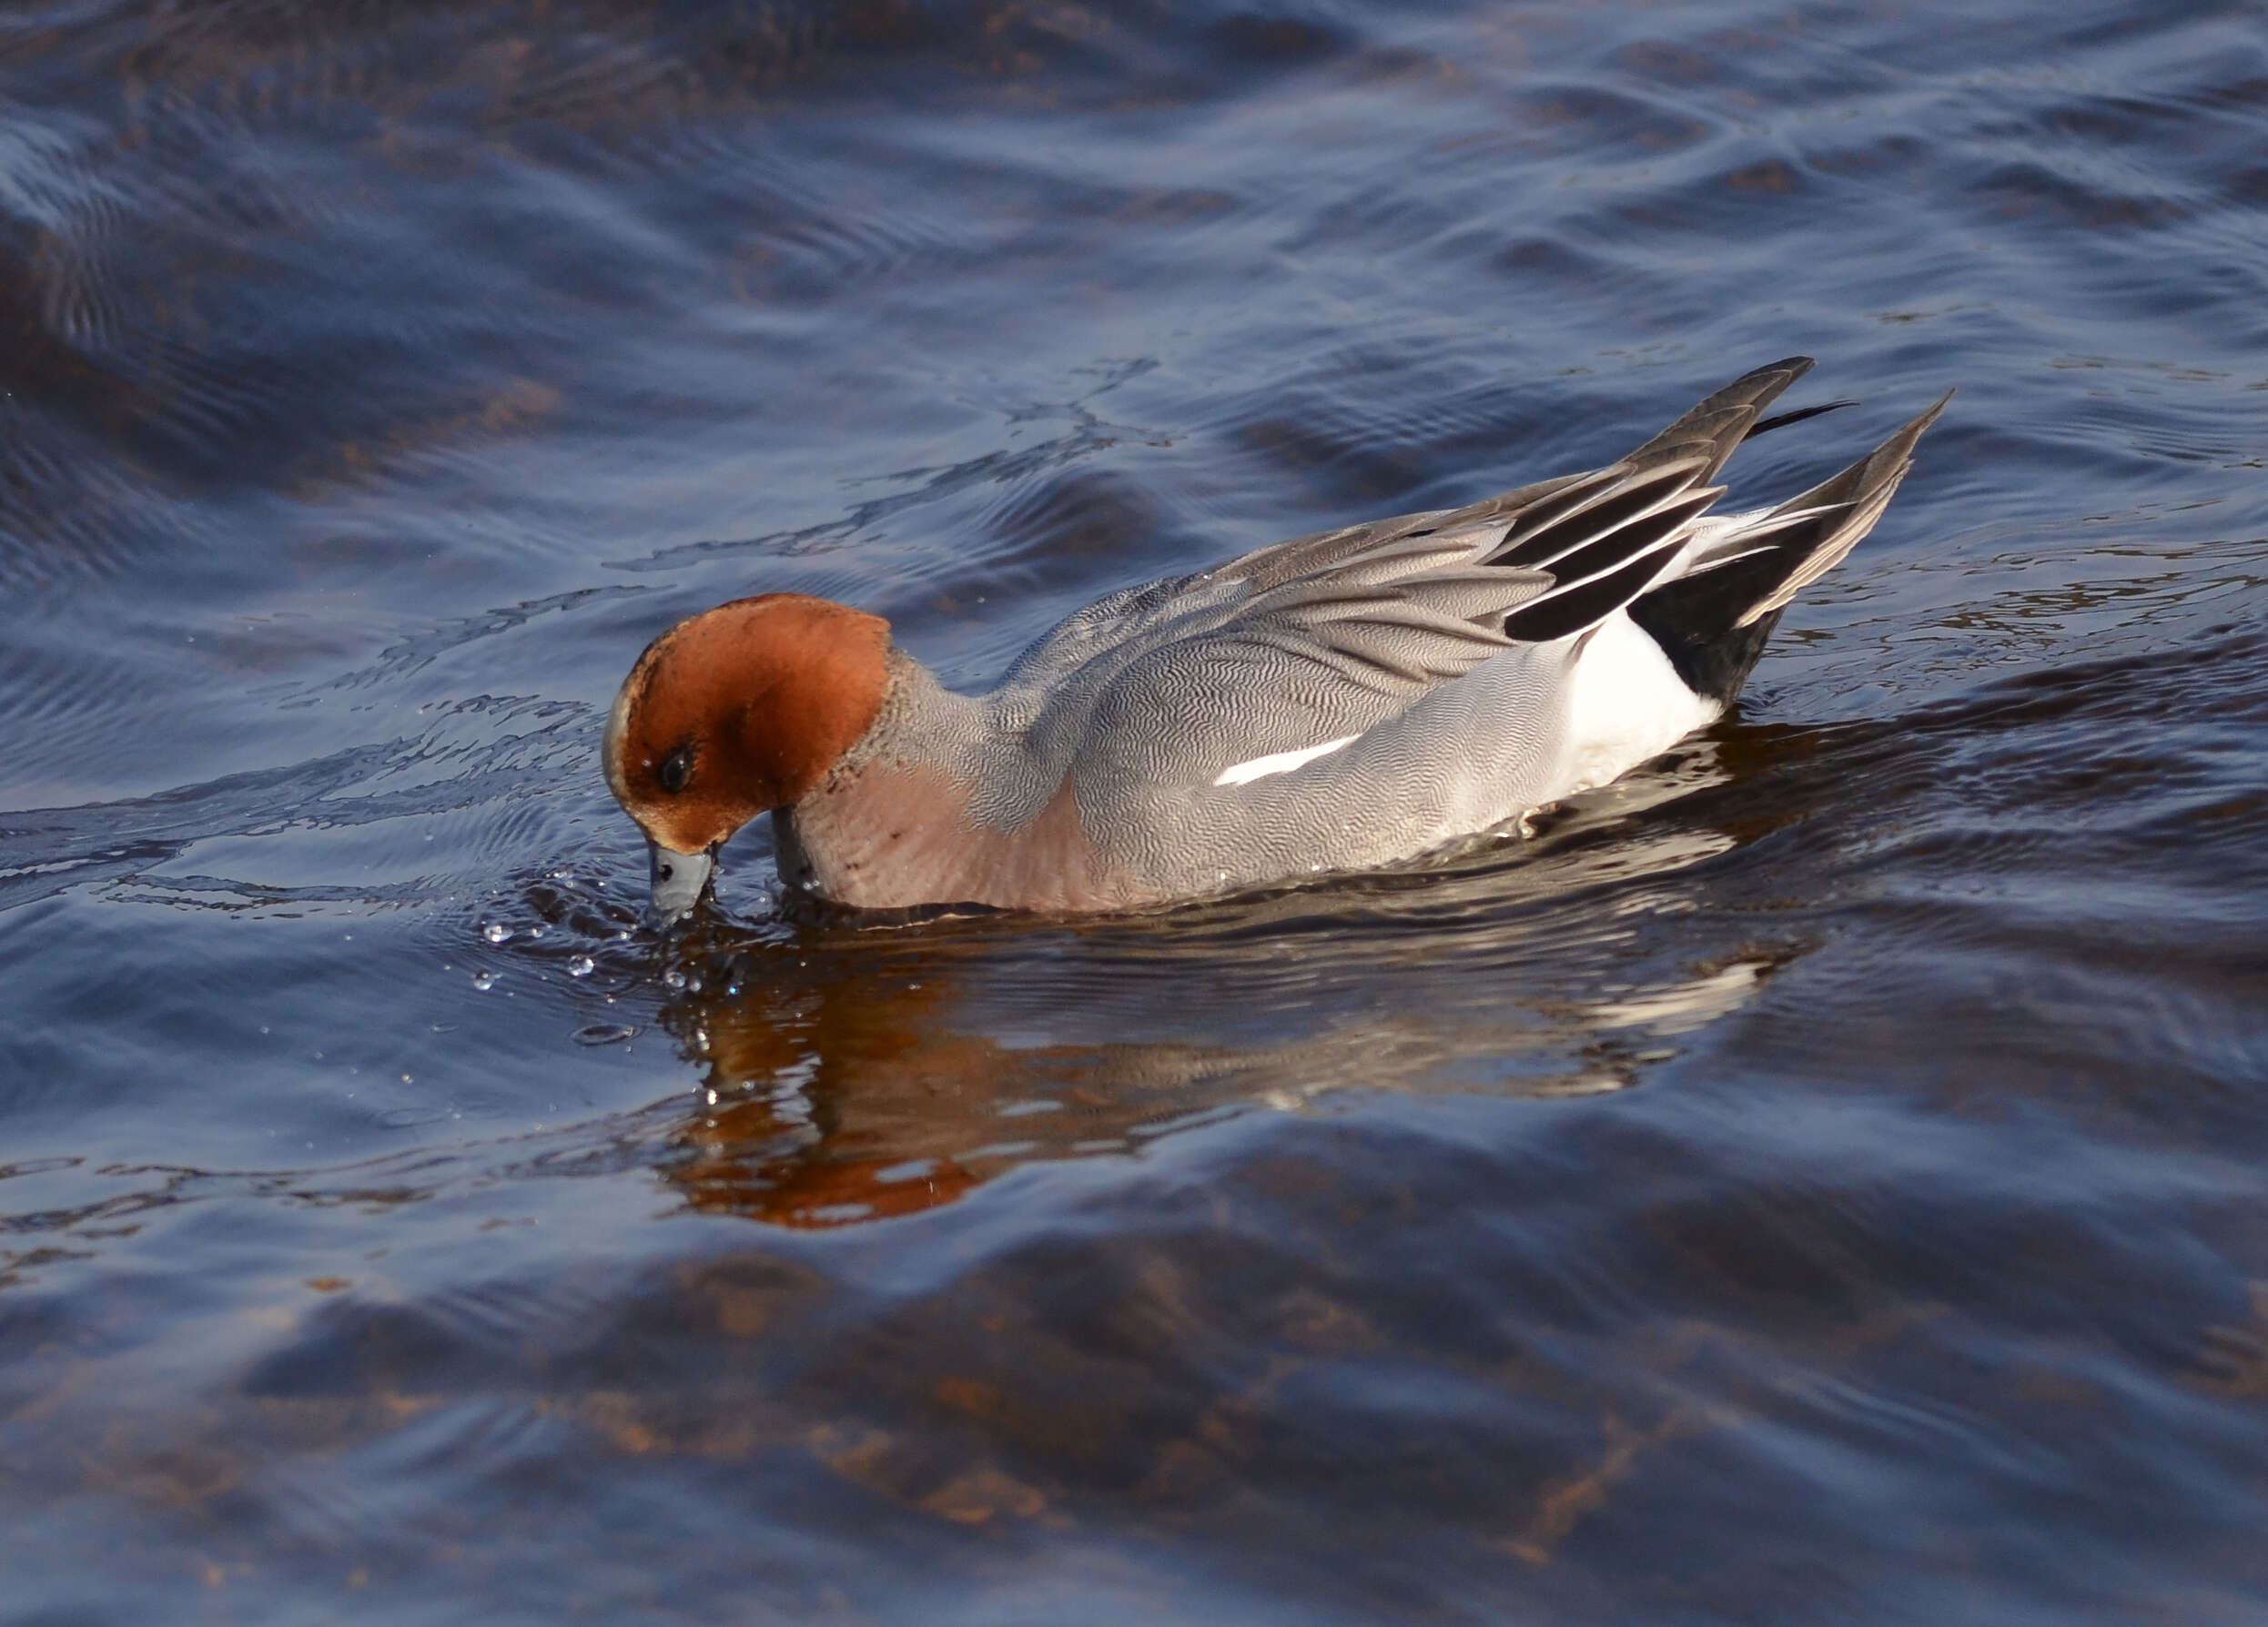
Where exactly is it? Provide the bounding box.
[780,764,1139,912]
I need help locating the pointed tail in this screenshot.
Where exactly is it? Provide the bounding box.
[1627,389,1953,703]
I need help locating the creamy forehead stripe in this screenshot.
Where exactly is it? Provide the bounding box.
[1213,734,1360,787]
[602,672,638,803]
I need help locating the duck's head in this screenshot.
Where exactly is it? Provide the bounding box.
[603,593,891,925]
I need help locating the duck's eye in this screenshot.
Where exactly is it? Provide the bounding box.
[657,744,694,795]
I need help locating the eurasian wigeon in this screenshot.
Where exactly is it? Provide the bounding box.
[606,358,1947,923]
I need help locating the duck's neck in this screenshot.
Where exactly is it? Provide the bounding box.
[775,653,1129,911]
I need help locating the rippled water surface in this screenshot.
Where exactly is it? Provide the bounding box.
[5,0,2268,1620]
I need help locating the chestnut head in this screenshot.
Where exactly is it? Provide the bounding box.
[603,593,890,924]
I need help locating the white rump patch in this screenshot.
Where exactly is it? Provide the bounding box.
[1213,734,1361,787]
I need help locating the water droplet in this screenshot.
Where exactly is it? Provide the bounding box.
[471,971,496,991]
[481,923,510,945]
[527,925,545,939]
[567,955,595,978]
[663,969,686,991]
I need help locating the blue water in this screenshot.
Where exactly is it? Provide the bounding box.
[4,0,2267,1621]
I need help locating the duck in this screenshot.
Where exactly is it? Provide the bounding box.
[605,358,1947,924]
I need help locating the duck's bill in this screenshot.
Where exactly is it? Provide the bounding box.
[644,841,714,929]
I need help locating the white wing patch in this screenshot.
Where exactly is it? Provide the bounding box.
[1213,734,1361,787]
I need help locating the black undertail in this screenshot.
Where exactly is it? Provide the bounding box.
[1627,566,1792,706]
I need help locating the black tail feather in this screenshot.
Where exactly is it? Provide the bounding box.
[1747,399,1859,439]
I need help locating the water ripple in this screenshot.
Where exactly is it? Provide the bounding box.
[5,0,2268,1619]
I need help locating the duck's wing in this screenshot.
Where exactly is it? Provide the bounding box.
[981,520,1530,731]
[1214,355,1817,597]
[1002,359,1826,783]
[1165,355,1823,657]
[997,357,1818,705]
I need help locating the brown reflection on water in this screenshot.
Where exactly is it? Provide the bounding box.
[646,805,1794,1232]
[654,947,1408,1228]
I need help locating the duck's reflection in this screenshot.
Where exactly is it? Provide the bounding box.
[646,881,1787,1231]
[652,942,1322,1227]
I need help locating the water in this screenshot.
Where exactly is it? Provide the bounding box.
[4,0,2266,1620]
